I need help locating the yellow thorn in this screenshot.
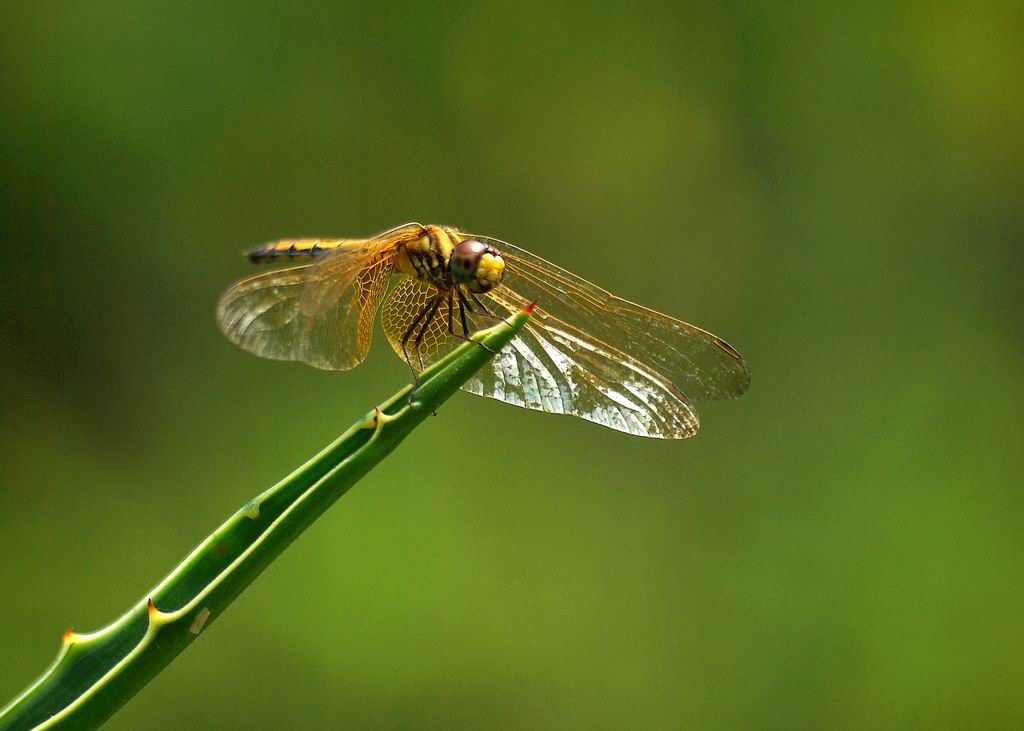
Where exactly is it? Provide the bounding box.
[373,406,402,426]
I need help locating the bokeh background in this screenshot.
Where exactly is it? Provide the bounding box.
[2,2,1021,728]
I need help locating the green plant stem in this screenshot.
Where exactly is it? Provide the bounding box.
[0,306,532,731]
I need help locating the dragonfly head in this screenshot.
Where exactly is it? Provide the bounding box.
[449,239,505,294]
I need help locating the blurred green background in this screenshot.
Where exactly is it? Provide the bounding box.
[1,2,1021,728]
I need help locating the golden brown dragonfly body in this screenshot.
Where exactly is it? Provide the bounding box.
[218,223,750,438]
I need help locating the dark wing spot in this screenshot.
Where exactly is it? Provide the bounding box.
[712,336,743,359]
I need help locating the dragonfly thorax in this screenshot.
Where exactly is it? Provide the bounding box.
[398,226,505,294]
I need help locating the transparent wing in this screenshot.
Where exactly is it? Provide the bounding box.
[217,234,404,370]
[378,274,701,439]
[474,286,701,439]
[473,234,750,402]
[380,277,459,369]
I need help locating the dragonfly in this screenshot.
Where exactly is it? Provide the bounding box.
[217,223,750,439]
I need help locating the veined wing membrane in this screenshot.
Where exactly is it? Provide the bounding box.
[374,273,695,437]
[472,285,700,438]
[474,235,751,402]
[380,277,461,369]
[216,238,396,370]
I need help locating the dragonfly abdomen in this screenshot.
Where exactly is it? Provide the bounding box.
[246,239,352,264]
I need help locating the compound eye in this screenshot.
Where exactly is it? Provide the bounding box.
[451,239,488,281]
[451,238,505,293]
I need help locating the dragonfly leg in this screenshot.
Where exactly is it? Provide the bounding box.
[412,294,443,373]
[445,289,472,342]
[469,292,508,323]
[405,293,443,406]
[454,288,498,354]
[446,289,455,341]
[401,298,434,386]
[457,289,473,336]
